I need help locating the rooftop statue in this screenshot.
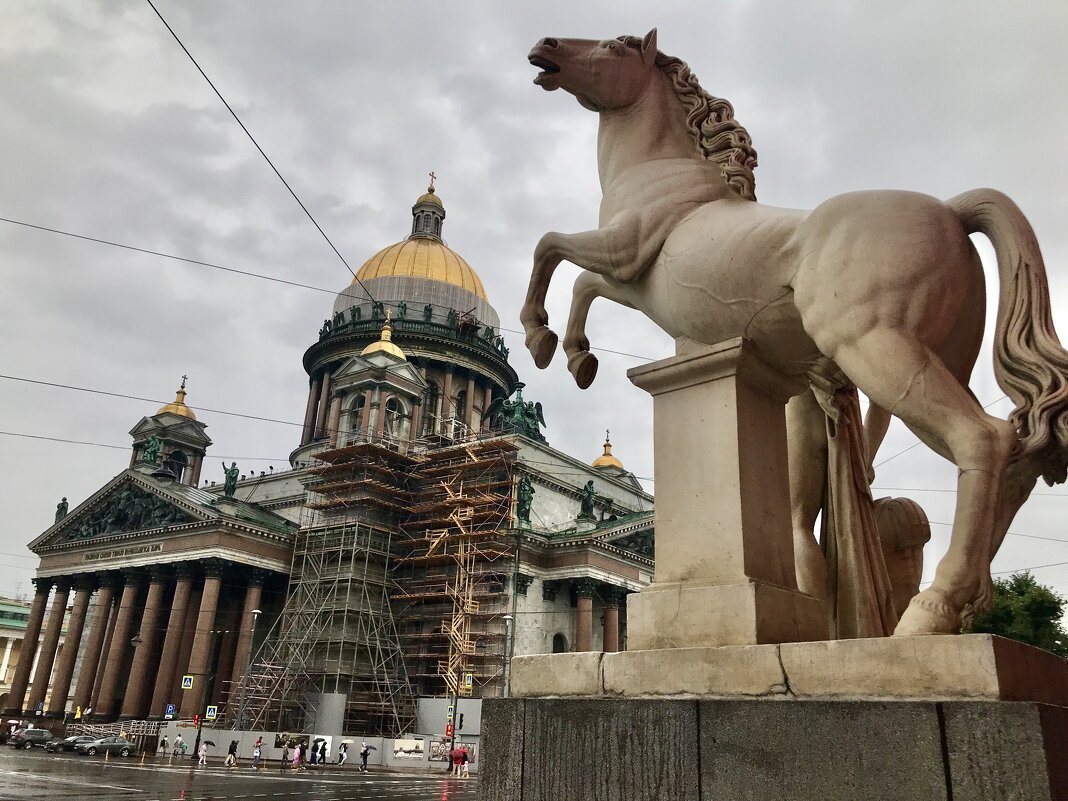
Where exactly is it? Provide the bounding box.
[522,29,1068,636]
[222,461,239,499]
[483,382,547,443]
[142,436,161,464]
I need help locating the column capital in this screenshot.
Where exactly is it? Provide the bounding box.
[148,565,172,583]
[200,558,227,580]
[73,574,97,593]
[30,576,53,595]
[515,573,534,596]
[53,576,75,594]
[573,577,597,600]
[542,579,561,602]
[175,562,199,582]
[246,567,271,589]
[120,568,146,586]
[601,585,626,606]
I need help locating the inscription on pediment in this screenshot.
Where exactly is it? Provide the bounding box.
[59,485,194,543]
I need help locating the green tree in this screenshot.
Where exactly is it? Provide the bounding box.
[968,572,1068,656]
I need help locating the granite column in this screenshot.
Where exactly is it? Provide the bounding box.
[72,578,115,713]
[94,572,142,718]
[46,576,94,714]
[120,567,169,718]
[575,579,595,653]
[179,560,225,717]
[26,578,72,713]
[149,564,195,717]
[5,578,51,713]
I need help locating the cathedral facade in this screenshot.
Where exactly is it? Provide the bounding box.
[5,185,655,738]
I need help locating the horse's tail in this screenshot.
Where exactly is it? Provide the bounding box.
[949,188,1068,485]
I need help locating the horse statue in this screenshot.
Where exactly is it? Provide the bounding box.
[522,29,1068,637]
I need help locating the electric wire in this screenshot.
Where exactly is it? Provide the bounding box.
[143,0,376,304]
[0,214,656,362]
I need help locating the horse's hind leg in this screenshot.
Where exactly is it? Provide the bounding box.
[786,389,829,599]
[828,327,1016,635]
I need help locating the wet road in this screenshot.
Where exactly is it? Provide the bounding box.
[0,747,478,801]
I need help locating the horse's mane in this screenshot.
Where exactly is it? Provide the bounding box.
[618,36,758,201]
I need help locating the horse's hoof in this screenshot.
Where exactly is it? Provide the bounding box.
[567,351,598,389]
[893,589,961,636]
[526,326,558,369]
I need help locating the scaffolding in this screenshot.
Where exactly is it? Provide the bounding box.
[234,444,418,737]
[393,438,517,698]
[234,432,517,736]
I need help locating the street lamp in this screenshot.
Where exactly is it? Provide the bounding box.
[502,614,514,698]
[235,609,261,731]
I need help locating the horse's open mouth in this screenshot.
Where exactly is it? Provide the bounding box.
[529,55,561,86]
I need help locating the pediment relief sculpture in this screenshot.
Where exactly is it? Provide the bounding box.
[57,484,195,543]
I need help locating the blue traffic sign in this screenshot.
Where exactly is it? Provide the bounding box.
[164,703,176,719]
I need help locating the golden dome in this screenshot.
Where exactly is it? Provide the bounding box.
[361,314,407,361]
[416,188,443,207]
[592,430,624,470]
[353,237,487,301]
[157,378,196,420]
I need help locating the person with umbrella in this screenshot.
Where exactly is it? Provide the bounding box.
[318,740,327,766]
[337,741,348,766]
[225,739,238,768]
[197,741,209,766]
[360,741,372,773]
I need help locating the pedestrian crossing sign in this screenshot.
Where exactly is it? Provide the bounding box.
[181,675,194,690]
[205,705,218,721]
[464,673,473,689]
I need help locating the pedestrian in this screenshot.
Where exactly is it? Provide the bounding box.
[179,737,188,756]
[461,748,470,778]
[337,742,347,766]
[158,735,168,754]
[198,742,208,766]
[360,742,370,773]
[451,746,463,777]
[225,739,238,768]
[252,743,262,769]
[281,743,289,770]
[319,740,327,765]
[310,741,318,765]
[172,734,183,757]
[291,743,301,770]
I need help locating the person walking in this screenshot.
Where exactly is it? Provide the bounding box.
[158,735,168,755]
[291,743,301,770]
[360,742,370,773]
[309,741,318,766]
[337,742,347,766]
[281,743,289,771]
[319,740,327,766]
[451,746,462,777]
[252,743,262,769]
[461,748,470,778]
[172,734,183,757]
[198,742,208,766]
[225,740,238,768]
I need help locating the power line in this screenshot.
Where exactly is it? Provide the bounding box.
[0,215,657,363]
[929,520,1068,546]
[874,485,1068,499]
[143,0,376,304]
[0,430,288,464]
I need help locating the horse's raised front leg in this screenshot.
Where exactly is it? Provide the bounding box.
[522,215,643,369]
[561,273,637,389]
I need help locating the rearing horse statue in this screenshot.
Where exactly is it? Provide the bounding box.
[522,29,1068,636]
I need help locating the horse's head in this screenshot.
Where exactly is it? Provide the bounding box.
[529,29,658,112]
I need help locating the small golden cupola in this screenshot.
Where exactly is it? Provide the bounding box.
[360,312,407,361]
[592,429,624,470]
[157,376,197,420]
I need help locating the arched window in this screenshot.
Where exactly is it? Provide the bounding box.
[163,450,187,483]
[453,389,466,423]
[552,633,569,654]
[384,396,404,439]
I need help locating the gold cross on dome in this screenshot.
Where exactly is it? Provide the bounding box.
[180,374,188,389]
[428,171,437,191]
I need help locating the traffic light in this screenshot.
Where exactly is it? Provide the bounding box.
[193,714,200,727]
[445,723,453,737]
[458,713,464,731]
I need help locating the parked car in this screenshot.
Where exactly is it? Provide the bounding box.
[46,735,97,753]
[75,735,136,757]
[8,728,55,749]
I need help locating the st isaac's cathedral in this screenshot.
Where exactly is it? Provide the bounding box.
[4,182,656,741]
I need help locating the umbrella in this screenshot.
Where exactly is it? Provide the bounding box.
[313,737,326,743]
[365,745,378,751]
[340,739,355,745]
[203,740,216,747]
[5,720,19,724]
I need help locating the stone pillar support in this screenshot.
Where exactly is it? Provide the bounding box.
[313,368,333,439]
[482,385,494,431]
[574,579,596,653]
[95,571,142,718]
[326,395,343,447]
[602,586,623,654]
[150,564,196,717]
[179,559,226,717]
[465,374,476,432]
[121,567,170,718]
[626,338,825,649]
[26,578,73,713]
[72,577,116,712]
[7,579,52,713]
[409,400,423,447]
[46,575,95,714]
[442,367,455,435]
[228,569,268,717]
[301,374,322,446]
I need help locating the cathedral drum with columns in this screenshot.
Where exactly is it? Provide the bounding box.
[7,184,656,741]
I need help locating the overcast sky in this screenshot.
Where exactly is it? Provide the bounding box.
[1,1,1067,600]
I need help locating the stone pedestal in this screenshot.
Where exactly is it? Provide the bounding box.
[626,338,823,648]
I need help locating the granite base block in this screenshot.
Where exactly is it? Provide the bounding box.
[480,698,1068,801]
